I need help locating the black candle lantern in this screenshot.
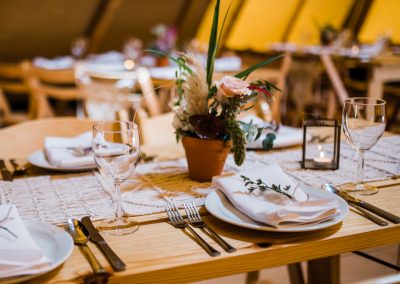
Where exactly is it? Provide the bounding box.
[301,118,341,170]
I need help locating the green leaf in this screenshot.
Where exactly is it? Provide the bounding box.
[145,49,193,74]
[234,54,284,80]
[261,133,276,150]
[255,128,263,141]
[206,0,220,89]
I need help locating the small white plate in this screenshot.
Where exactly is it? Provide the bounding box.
[205,187,349,232]
[2,219,74,283]
[28,150,96,172]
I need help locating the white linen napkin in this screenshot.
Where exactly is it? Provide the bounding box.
[0,205,51,279]
[44,132,95,168]
[212,164,340,227]
[33,56,74,70]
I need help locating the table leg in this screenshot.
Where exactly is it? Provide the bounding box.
[307,255,340,284]
[288,262,305,284]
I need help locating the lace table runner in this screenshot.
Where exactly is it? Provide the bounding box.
[0,136,399,225]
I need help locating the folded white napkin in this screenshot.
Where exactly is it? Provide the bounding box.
[44,132,95,168]
[240,115,304,149]
[0,205,51,279]
[33,56,74,70]
[212,164,340,227]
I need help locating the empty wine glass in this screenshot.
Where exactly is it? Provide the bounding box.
[93,121,141,235]
[342,97,386,195]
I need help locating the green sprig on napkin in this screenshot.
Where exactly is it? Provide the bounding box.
[240,175,294,200]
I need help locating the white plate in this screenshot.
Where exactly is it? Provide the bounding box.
[205,187,349,232]
[2,219,74,283]
[28,150,96,172]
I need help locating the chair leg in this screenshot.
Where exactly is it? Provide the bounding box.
[287,263,305,284]
[245,271,259,284]
[397,243,400,267]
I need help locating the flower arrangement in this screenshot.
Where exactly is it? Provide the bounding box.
[150,24,178,55]
[150,0,282,167]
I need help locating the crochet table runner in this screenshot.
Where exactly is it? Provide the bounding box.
[0,136,399,225]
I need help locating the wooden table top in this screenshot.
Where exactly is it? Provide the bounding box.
[0,119,399,283]
[28,168,400,284]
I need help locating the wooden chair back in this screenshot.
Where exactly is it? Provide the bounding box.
[0,61,33,124]
[134,108,175,146]
[136,67,163,117]
[23,62,83,118]
[0,117,94,158]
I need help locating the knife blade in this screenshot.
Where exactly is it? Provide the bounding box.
[81,216,126,272]
[339,191,400,224]
[0,160,13,181]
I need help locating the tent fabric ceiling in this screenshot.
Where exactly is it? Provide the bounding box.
[0,0,398,62]
[0,0,100,61]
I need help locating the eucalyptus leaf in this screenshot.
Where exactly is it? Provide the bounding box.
[261,133,276,150]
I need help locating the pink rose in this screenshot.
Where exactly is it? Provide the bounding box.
[216,76,251,98]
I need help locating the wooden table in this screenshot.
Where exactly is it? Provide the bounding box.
[29,178,397,284]
[13,165,400,283]
[1,119,399,284]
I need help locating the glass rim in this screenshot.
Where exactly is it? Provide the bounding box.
[93,120,138,133]
[344,97,386,106]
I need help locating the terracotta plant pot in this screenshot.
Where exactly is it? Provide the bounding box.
[181,136,232,182]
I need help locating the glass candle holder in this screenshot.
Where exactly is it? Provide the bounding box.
[301,118,341,170]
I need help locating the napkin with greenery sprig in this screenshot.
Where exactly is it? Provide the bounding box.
[212,164,340,227]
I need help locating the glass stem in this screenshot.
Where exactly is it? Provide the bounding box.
[356,149,365,189]
[114,183,123,220]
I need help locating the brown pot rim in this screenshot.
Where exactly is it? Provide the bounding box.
[182,136,232,149]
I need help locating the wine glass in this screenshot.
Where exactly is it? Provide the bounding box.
[92,121,141,235]
[342,97,386,195]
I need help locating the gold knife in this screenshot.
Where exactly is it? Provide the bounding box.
[81,216,126,272]
[338,190,400,224]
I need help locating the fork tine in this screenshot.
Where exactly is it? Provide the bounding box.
[165,203,176,224]
[183,203,193,223]
[172,202,184,223]
[189,203,201,222]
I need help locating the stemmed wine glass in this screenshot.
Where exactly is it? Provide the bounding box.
[342,97,386,195]
[92,121,141,235]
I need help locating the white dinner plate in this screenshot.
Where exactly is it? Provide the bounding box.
[205,187,349,232]
[2,219,74,284]
[28,150,96,172]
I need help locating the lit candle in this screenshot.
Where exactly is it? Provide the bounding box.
[314,150,331,163]
[124,59,135,70]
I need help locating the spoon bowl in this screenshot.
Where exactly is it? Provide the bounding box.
[66,218,89,245]
[65,218,107,275]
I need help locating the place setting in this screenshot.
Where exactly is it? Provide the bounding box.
[28,131,96,172]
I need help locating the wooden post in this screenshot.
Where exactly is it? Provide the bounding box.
[308,255,340,284]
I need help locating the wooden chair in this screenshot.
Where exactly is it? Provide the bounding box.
[0,61,33,125]
[136,67,163,117]
[133,108,184,161]
[22,62,84,118]
[76,66,162,121]
[134,108,176,146]
[0,117,94,159]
